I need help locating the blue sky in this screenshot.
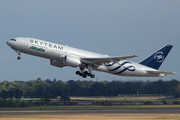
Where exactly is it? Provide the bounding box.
[0,0,179,82]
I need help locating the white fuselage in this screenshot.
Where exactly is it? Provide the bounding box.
[6,37,167,77]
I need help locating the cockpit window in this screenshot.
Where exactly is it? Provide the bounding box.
[11,39,16,41]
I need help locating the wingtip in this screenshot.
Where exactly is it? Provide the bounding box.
[133,54,139,57]
[172,72,177,74]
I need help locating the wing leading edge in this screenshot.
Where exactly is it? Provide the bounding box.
[81,55,138,65]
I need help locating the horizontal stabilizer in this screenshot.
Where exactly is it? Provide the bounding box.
[147,70,176,75]
[81,55,138,64]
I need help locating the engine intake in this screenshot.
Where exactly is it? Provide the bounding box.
[63,55,81,67]
[50,60,64,68]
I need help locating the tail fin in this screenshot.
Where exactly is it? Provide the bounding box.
[139,44,173,70]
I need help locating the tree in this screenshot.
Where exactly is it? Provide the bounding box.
[14,88,23,100]
[109,81,124,95]
[0,81,9,92]
[0,78,179,100]
[122,82,136,95]
[91,82,106,96]
[60,93,70,102]
[174,84,180,98]
[0,90,8,99]
[24,80,37,98]
[45,79,53,84]
[8,88,15,100]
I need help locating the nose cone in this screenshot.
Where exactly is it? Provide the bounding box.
[6,40,10,46]
[7,38,17,47]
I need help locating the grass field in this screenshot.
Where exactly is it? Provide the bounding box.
[70,96,180,102]
[71,96,166,101]
[21,96,180,102]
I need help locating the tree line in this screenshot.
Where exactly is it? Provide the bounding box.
[0,78,180,100]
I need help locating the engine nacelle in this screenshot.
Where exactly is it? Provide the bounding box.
[63,55,81,67]
[50,60,64,68]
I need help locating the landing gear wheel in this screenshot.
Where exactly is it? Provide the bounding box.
[17,56,21,60]
[84,71,88,75]
[87,73,91,76]
[79,73,83,76]
[82,74,87,78]
[76,68,95,78]
[76,71,80,75]
[90,74,95,78]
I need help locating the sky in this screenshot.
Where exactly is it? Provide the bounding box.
[0,0,179,82]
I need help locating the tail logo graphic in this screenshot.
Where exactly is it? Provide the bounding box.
[154,52,164,63]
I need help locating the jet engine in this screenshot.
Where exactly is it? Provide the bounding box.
[63,55,81,67]
[50,60,64,68]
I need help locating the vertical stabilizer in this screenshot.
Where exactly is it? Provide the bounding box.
[139,44,173,70]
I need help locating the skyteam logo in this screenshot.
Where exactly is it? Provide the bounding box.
[154,52,164,63]
[104,62,135,74]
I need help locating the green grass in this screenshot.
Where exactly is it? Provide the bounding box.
[70,96,180,103]
[9,96,180,102]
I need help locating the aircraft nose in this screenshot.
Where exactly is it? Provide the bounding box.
[6,40,10,46]
[7,39,16,47]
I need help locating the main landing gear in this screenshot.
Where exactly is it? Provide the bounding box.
[76,68,95,78]
[16,50,21,60]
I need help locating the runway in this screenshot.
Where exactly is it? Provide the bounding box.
[1,109,180,116]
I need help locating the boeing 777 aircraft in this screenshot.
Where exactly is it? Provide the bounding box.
[7,37,176,78]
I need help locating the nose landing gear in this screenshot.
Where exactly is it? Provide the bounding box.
[16,50,21,60]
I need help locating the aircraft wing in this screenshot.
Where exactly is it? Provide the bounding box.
[147,70,177,75]
[81,55,138,65]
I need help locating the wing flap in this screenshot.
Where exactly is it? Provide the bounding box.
[81,55,138,64]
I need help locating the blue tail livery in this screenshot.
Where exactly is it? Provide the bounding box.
[139,44,173,70]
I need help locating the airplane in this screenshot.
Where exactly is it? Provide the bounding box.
[6,37,176,78]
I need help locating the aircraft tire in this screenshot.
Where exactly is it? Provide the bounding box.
[79,73,83,76]
[90,74,95,78]
[17,56,21,60]
[84,71,88,75]
[76,71,80,75]
[82,74,87,78]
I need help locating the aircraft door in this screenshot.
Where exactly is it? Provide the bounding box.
[24,40,28,47]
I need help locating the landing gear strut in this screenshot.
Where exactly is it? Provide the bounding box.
[76,68,95,78]
[16,50,21,60]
